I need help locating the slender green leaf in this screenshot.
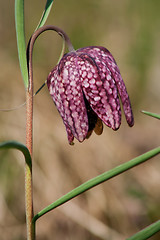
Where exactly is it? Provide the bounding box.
[57,35,65,63]
[32,146,160,223]
[15,0,28,88]
[0,141,32,170]
[15,0,54,88]
[141,110,160,120]
[36,0,54,30]
[127,220,160,240]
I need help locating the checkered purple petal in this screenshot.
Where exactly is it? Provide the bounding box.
[47,53,89,144]
[76,52,121,130]
[78,46,134,127]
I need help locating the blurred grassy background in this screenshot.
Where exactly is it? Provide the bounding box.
[0,0,160,239]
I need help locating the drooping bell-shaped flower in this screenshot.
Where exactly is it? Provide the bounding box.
[47,46,134,144]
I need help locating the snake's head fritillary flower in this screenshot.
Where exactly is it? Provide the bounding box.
[47,46,134,144]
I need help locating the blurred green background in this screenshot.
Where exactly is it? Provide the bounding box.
[0,0,160,239]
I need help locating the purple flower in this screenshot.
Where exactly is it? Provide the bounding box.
[47,46,134,144]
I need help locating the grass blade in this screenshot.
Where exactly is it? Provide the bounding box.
[36,0,54,30]
[15,0,54,88]
[127,220,160,240]
[15,0,28,88]
[141,110,160,120]
[32,146,160,223]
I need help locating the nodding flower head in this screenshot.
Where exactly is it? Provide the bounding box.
[47,46,134,144]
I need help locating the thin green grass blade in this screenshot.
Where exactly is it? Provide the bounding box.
[0,141,32,170]
[36,0,54,30]
[57,35,65,63]
[15,0,28,88]
[127,220,160,240]
[15,0,54,88]
[32,146,160,223]
[141,110,160,120]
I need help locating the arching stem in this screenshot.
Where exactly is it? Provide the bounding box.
[27,25,74,90]
[25,25,74,239]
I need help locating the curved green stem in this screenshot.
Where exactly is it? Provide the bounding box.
[0,141,32,169]
[0,140,33,239]
[32,146,160,225]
